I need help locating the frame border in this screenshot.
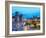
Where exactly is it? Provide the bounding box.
[5,1,45,37]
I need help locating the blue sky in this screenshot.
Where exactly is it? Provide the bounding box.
[12,6,40,19]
